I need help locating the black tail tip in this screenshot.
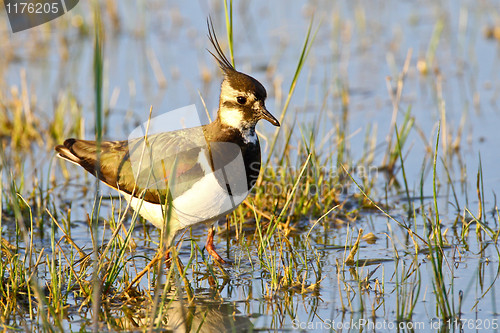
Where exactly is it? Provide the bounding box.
[55,138,76,155]
[63,138,77,148]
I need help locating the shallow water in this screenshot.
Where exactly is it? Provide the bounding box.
[1,0,500,331]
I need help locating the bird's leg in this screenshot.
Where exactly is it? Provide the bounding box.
[206,226,226,264]
[164,248,172,269]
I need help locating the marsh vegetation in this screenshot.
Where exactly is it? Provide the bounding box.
[1,0,500,331]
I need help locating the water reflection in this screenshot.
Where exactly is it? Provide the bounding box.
[165,297,253,333]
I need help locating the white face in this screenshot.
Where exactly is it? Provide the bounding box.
[218,80,258,129]
[219,106,245,128]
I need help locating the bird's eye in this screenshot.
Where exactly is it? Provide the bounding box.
[237,96,247,105]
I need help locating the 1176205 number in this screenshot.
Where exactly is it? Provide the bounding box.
[5,2,59,14]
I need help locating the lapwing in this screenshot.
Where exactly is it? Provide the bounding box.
[55,20,279,264]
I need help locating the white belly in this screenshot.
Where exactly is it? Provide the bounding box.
[121,171,248,242]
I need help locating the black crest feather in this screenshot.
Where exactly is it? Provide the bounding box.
[207,17,235,74]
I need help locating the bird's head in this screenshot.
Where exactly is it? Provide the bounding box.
[207,19,280,131]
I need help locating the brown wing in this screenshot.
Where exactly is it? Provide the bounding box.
[56,129,208,204]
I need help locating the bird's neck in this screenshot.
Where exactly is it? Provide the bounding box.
[207,117,259,145]
[203,117,262,191]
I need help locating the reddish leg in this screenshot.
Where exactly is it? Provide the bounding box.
[206,226,226,264]
[164,249,172,269]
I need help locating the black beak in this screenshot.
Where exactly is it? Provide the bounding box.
[260,106,280,127]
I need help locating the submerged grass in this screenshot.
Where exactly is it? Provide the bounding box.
[0,1,499,332]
